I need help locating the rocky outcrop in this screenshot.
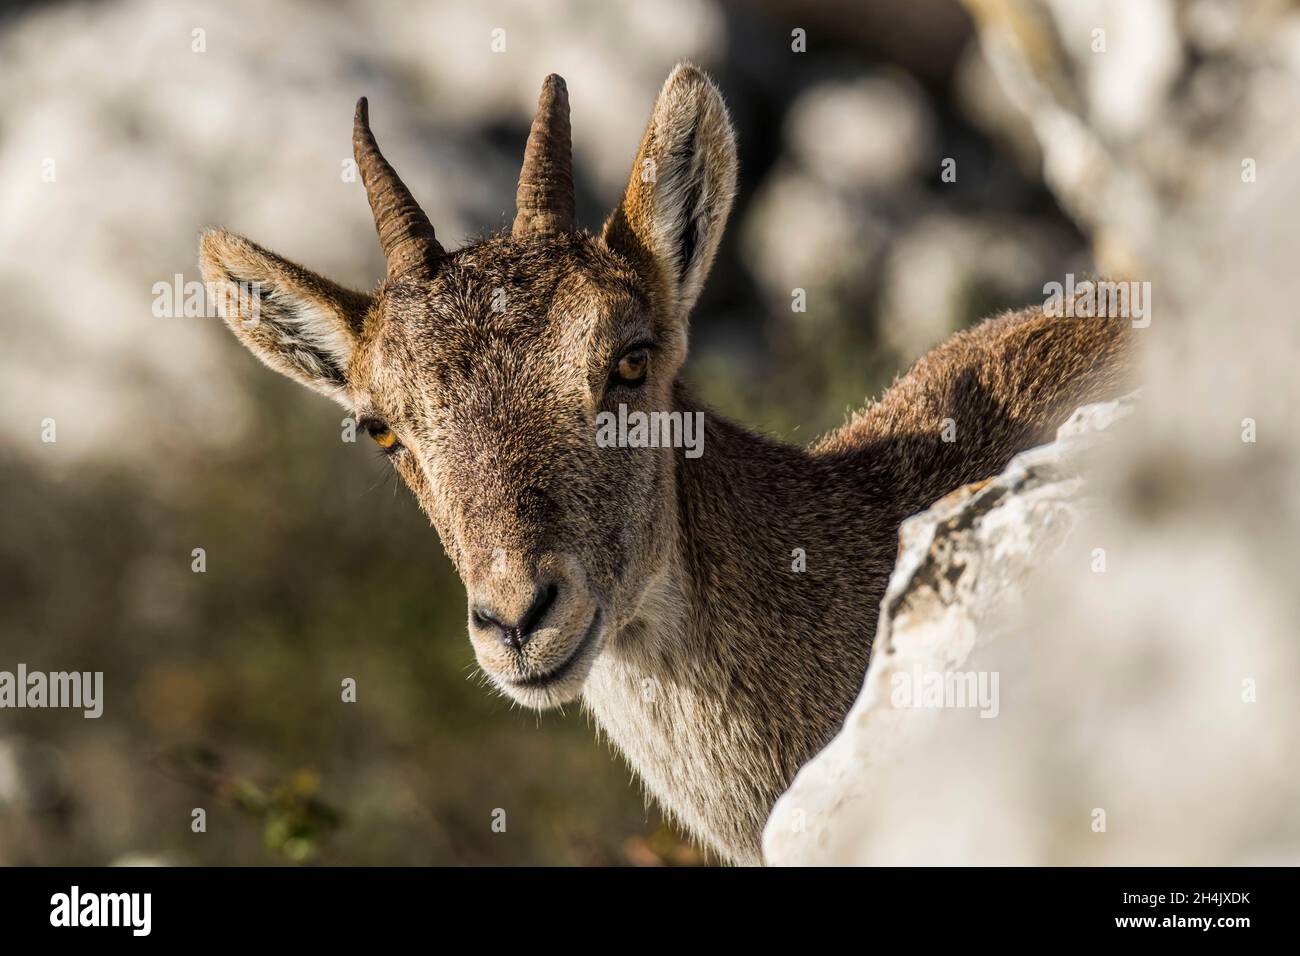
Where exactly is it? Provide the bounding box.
[764,397,1135,865]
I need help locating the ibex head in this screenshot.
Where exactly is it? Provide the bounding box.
[201,64,738,708]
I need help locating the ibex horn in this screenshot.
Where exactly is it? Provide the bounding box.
[353,97,445,281]
[513,74,576,238]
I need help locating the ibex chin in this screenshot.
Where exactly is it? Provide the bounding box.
[201,64,1131,865]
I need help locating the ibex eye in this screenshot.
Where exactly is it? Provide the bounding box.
[614,347,650,386]
[364,420,400,451]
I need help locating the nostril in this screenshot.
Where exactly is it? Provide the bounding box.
[519,583,559,640]
[472,583,560,652]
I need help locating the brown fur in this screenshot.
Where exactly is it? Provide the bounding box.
[200,64,1132,865]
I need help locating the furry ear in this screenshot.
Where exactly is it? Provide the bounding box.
[602,63,738,322]
[199,229,372,404]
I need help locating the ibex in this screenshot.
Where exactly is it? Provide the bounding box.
[200,65,1131,865]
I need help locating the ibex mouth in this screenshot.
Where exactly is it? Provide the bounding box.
[509,608,603,690]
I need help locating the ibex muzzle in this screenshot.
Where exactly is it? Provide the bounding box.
[466,550,602,705]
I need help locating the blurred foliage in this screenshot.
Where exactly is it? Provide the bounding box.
[159,746,343,862]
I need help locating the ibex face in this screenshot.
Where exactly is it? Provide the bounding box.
[346,233,686,709]
[201,65,737,708]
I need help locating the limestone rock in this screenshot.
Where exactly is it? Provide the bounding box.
[763,396,1135,865]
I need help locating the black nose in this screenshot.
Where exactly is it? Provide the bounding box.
[473,583,558,651]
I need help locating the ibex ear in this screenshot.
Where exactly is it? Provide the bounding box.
[199,229,371,405]
[602,63,737,321]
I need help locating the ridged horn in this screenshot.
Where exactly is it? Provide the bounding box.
[512,75,576,238]
[353,97,444,280]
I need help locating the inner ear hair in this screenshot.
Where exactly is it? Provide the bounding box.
[666,118,704,281]
[602,63,738,319]
[199,229,371,401]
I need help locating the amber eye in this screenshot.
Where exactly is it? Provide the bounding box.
[365,420,399,451]
[615,347,650,386]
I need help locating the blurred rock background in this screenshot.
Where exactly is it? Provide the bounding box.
[0,0,1099,864]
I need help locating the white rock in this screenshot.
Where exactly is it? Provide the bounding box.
[764,396,1135,866]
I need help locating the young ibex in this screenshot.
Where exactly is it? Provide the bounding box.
[201,65,1131,865]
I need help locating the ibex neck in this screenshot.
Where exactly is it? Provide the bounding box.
[582,382,890,865]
